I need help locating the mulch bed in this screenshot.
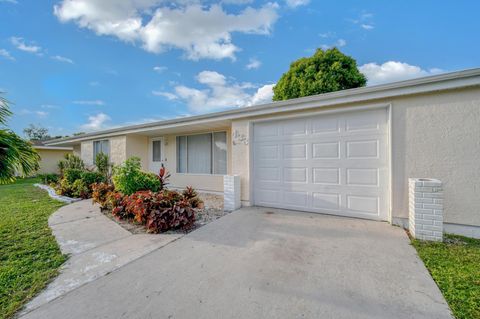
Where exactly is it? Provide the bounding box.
[99,192,227,235]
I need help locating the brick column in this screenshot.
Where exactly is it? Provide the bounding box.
[224,175,241,212]
[408,178,443,241]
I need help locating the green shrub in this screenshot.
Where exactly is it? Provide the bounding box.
[58,154,85,174]
[63,168,83,184]
[37,173,59,185]
[80,171,106,187]
[71,179,89,199]
[112,157,161,195]
[95,153,110,180]
[56,178,73,197]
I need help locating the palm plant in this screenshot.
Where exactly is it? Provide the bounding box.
[0,94,40,184]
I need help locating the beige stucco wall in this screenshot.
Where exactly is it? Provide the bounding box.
[36,149,72,174]
[126,135,149,170]
[231,86,480,227]
[73,144,81,156]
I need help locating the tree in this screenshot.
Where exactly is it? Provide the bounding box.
[0,94,40,183]
[23,124,50,141]
[273,48,367,101]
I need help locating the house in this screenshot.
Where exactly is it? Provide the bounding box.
[46,68,480,238]
[31,141,73,174]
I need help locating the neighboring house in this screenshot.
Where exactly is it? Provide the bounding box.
[32,141,73,174]
[46,68,480,237]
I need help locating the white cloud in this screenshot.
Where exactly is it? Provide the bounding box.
[18,109,49,117]
[54,1,279,60]
[10,37,42,54]
[51,55,74,64]
[286,0,310,8]
[36,111,48,117]
[359,61,444,86]
[89,81,100,86]
[41,104,59,109]
[246,57,261,69]
[0,49,15,61]
[0,0,18,4]
[156,70,274,112]
[320,38,346,50]
[73,100,105,105]
[153,66,167,73]
[81,112,111,131]
[361,24,374,30]
[152,90,178,100]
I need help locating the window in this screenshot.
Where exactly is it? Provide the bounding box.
[176,132,227,175]
[93,140,109,161]
[152,140,162,162]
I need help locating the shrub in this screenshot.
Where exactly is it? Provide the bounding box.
[111,188,199,233]
[58,154,85,174]
[91,182,115,209]
[71,179,89,199]
[95,153,110,180]
[63,168,83,184]
[56,178,73,197]
[112,157,161,195]
[183,186,204,209]
[80,171,106,187]
[37,173,59,185]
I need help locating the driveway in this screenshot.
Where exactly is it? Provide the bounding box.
[21,207,452,319]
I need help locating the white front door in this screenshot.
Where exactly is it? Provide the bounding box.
[149,137,164,174]
[252,108,389,221]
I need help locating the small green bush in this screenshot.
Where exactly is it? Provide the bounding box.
[37,173,59,185]
[63,168,83,184]
[58,154,85,174]
[95,153,110,180]
[80,171,106,187]
[112,157,161,195]
[72,179,89,199]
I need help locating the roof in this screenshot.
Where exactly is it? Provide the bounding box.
[46,67,480,146]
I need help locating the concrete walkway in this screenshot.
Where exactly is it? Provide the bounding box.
[21,206,452,319]
[21,200,182,315]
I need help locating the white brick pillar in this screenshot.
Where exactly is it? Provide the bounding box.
[409,178,443,241]
[224,175,241,212]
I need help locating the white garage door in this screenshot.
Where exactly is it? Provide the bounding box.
[253,108,389,221]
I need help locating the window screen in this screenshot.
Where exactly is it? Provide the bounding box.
[152,140,162,162]
[93,140,109,162]
[176,132,227,175]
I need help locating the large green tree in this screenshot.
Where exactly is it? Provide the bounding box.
[273,48,367,101]
[0,94,40,183]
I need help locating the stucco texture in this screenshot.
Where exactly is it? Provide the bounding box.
[36,149,72,174]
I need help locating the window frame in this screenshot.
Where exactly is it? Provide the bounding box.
[151,139,162,163]
[176,131,227,175]
[93,139,110,162]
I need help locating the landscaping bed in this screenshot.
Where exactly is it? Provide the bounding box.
[99,192,225,234]
[412,234,480,319]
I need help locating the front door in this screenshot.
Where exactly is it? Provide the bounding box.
[149,137,164,174]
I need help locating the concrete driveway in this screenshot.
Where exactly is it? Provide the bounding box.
[21,207,452,319]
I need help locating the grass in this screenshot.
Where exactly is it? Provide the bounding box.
[0,178,66,319]
[412,234,480,319]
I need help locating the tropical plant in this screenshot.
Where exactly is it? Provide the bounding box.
[57,153,85,175]
[91,182,115,209]
[112,157,161,195]
[95,152,110,180]
[0,94,40,184]
[80,171,106,187]
[273,48,367,101]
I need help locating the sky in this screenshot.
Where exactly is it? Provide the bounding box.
[1,0,479,137]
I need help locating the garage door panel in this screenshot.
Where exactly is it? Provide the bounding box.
[253,108,389,221]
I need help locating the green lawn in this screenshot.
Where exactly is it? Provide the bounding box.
[412,234,480,319]
[0,178,66,319]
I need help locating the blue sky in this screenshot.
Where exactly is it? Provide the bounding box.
[1,0,479,137]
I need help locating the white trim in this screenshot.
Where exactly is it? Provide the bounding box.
[33,146,73,151]
[148,137,164,173]
[387,103,393,223]
[46,68,480,146]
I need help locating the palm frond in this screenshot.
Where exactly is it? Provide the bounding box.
[0,94,12,126]
[0,129,40,184]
